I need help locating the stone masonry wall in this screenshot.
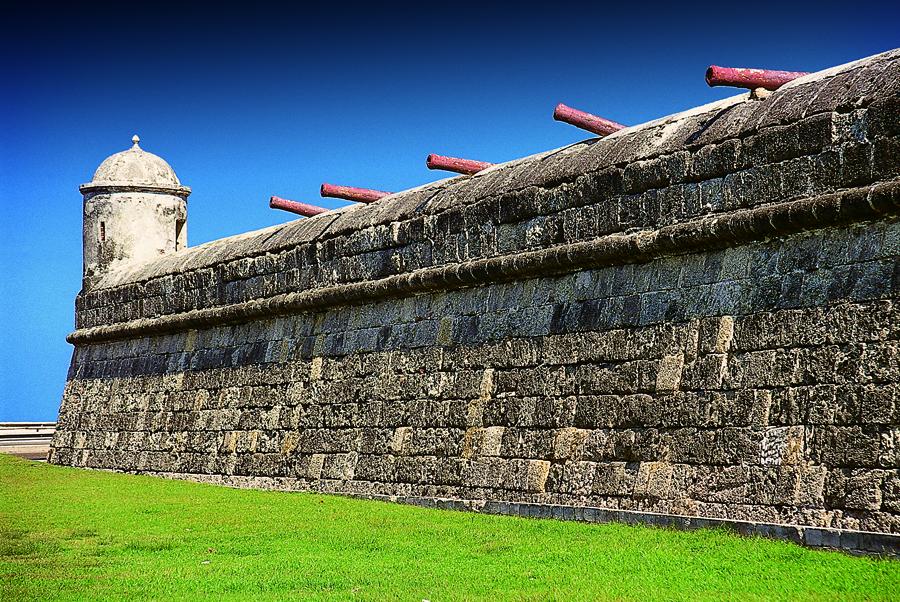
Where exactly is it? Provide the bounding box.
[52,50,900,552]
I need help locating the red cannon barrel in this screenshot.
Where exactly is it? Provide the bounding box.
[269,196,328,217]
[320,183,391,203]
[553,103,625,137]
[426,154,494,175]
[705,66,809,91]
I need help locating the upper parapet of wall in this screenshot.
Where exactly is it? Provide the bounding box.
[73,49,900,337]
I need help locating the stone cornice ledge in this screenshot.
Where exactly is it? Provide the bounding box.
[79,182,192,197]
[68,180,900,345]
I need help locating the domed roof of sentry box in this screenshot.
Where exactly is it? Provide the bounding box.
[79,135,191,197]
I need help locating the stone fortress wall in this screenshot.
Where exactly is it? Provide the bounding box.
[51,50,900,554]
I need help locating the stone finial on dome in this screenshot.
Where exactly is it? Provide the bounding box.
[132,134,141,148]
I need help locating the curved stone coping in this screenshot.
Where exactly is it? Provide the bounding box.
[86,49,898,292]
[138,471,899,556]
[67,181,900,346]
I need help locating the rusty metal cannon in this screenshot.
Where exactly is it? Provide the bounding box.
[705,66,809,90]
[269,196,328,217]
[553,103,625,136]
[320,183,391,203]
[426,154,494,175]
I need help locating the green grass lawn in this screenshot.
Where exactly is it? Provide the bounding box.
[1,455,897,601]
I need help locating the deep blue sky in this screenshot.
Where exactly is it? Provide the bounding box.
[1,2,898,421]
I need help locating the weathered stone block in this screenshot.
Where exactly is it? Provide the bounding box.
[826,468,886,511]
[656,354,684,393]
[809,425,884,467]
[634,462,674,500]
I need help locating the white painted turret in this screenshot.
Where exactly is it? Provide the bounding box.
[80,135,190,287]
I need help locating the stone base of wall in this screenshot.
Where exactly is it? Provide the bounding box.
[51,284,900,546]
[131,469,899,557]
